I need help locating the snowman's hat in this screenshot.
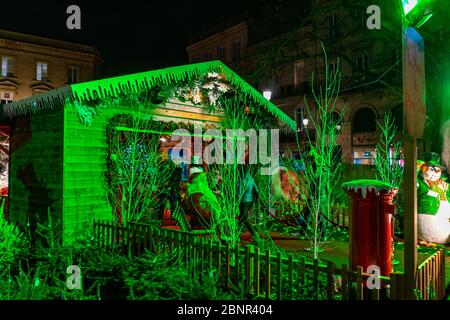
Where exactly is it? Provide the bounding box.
[422,152,446,169]
[189,165,204,176]
[189,155,204,177]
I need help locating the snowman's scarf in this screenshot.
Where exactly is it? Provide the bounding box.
[422,174,449,201]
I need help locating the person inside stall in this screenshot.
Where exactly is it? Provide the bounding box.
[238,166,261,243]
[186,165,221,230]
[237,148,262,243]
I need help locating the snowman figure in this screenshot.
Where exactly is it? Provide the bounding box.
[417,153,450,244]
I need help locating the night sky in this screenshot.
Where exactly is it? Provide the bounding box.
[0,0,261,77]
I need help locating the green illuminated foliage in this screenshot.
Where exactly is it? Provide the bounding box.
[0,200,25,275]
[106,102,176,226]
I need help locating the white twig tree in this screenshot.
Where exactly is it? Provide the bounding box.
[286,43,346,259]
[374,112,404,189]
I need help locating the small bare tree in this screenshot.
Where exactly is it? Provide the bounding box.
[374,112,404,189]
[205,95,261,244]
[285,44,346,259]
[107,102,175,225]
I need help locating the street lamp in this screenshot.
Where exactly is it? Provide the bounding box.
[302,117,309,127]
[263,90,272,100]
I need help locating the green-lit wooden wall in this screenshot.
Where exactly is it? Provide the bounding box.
[62,100,223,245]
[8,99,223,245]
[9,107,64,240]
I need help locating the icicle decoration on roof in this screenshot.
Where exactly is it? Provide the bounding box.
[3,87,72,117]
[2,61,296,130]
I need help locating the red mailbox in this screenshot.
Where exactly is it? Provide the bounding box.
[342,180,397,277]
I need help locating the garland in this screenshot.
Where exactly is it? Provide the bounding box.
[72,72,232,126]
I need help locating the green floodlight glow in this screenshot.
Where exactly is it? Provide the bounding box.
[402,0,418,16]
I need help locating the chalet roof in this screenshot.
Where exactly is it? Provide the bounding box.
[4,61,295,129]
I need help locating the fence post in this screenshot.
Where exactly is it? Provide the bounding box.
[254,247,260,298]
[101,221,105,249]
[326,261,334,300]
[94,220,98,247]
[208,239,213,272]
[356,266,364,300]
[341,264,348,300]
[177,232,182,265]
[299,256,306,298]
[226,242,231,289]
[169,231,175,255]
[245,246,251,295]
[265,250,271,300]
[217,241,222,278]
[235,244,240,284]
[313,259,319,300]
[200,237,205,274]
[276,252,282,300]
[288,255,294,300]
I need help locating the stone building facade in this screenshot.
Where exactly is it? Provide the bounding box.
[186,21,248,68]
[0,29,101,104]
[186,0,405,165]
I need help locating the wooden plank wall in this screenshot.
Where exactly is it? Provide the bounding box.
[9,108,64,236]
[62,99,224,245]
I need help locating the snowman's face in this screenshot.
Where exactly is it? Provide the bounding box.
[423,165,442,182]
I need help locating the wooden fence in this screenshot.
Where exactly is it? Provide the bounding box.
[92,219,422,300]
[416,249,446,300]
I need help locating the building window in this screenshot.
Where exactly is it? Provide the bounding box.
[294,60,305,86]
[356,54,369,72]
[232,40,240,62]
[328,13,339,40]
[217,46,225,61]
[36,62,48,81]
[1,57,14,77]
[68,66,79,84]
